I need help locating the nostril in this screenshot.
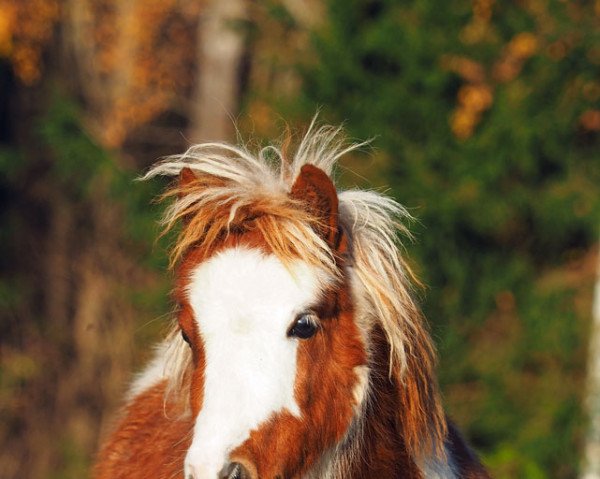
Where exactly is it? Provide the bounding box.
[221,461,250,479]
[185,463,199,479]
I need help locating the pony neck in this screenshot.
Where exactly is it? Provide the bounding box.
[310,328,437,478]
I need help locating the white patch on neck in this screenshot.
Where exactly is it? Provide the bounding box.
[126,341,170,400]
[184,247,332,478]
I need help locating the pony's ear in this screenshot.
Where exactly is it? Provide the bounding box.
[290,164,340,249]
[178,167,197,194]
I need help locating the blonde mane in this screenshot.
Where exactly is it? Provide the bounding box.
[141,119,446,461]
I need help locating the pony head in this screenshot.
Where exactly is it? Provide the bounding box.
[144,123,446,478]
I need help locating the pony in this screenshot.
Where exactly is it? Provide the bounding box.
[93,121,490,479]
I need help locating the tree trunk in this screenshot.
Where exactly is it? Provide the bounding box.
[582,241,600,479]
[188,0,248,143]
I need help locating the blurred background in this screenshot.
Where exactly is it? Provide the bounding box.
[1,0,599,477]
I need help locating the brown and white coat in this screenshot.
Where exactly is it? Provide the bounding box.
[93,121,490,479]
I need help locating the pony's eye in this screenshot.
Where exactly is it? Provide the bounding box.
[288,313,319,339]
[181,330,191,346]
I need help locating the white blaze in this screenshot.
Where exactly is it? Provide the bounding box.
[184,247,331,478]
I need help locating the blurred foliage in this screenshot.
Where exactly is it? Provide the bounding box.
[36,94,171,267]
[0,89,172,476]
[0,0,60,84]
[0,0,201,147]
[274,0,600,477]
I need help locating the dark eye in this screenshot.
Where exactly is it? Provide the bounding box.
[288,313,319,339]
[181,330,191,346]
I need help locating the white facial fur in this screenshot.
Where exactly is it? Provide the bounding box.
[183,247,332,478]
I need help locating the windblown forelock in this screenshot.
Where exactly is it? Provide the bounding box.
[162,183,335,274]
[141,118,370,270]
